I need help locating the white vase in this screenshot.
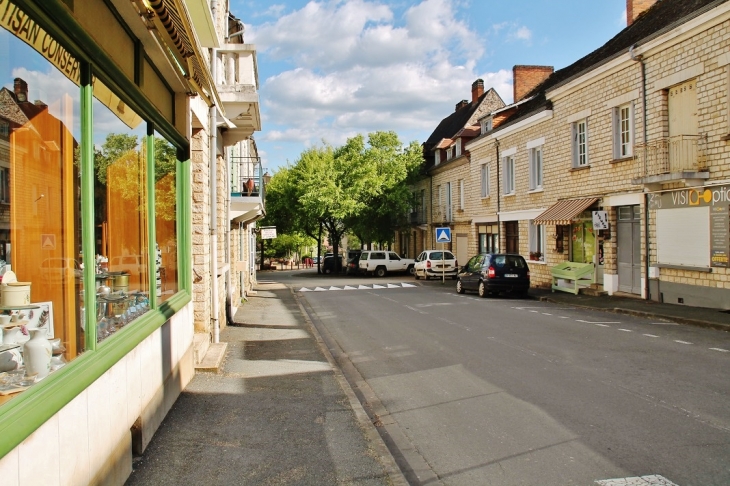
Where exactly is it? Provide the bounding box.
[0,326,23,372]
[23,329,52,379]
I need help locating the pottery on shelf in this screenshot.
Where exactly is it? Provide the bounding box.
[23,329,52,380]
[0,326,23,372]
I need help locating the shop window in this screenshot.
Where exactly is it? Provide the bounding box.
[154,130,178,302]
[0,28,82,395]
[528,221,545,261]
[92,85,148,342]
[478,223,499,253]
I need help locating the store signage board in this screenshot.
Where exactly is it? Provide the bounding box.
[435,227,451,243]
[710,205,729,267]
[592,211,608,230]
[260,227,277,240]
[0,1,143,129]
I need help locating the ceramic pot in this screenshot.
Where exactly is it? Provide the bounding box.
[0,326,23,372]
[23,329,52,380]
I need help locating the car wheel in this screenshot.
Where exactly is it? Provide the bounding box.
[407,265,415,276]
[414,271,420,280]
[478,281,487,298]
[456,279,464,294]
[375,267,387,278]
[323,267,331,275]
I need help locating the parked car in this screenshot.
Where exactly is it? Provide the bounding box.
[322,254,343,274]
[346,253,362,275]
[456,253,530,297]
[358,251,415,277]
[414,250,458,280]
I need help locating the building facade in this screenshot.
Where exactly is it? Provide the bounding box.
[413,0,730,310]
[0,0,261,484]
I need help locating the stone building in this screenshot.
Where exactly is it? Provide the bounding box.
[412,0,730,310]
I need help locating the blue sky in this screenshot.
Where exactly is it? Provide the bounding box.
[230,0,629,172]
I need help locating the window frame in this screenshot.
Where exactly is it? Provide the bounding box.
[572,118,588,167]
[458,179,465,210]
[503,155,516,195]
[528,221,546,262]
[480,164,490,198]
[529,145,543,190]
[613,103,634,159]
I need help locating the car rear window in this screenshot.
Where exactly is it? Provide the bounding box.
[492,255,527,268]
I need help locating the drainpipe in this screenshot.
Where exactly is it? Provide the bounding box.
[631,44,651,301]
[209,0,220,343]
[225,154,233,327]
[495,139,501,250]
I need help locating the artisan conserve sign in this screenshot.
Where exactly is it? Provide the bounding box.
[0,0,142,129]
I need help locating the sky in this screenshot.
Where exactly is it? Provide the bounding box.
[230,0,630,173]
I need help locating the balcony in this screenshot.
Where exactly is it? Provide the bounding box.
[632,135,709,188]
[230,157,266,223]
[409,210,427,225]
[216,44,261,146]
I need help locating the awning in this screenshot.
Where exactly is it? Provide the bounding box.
[533,197,598,225]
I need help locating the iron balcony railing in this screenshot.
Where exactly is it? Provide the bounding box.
[634,134,707,178]
[230,156,264,199]
[409,209,427,225]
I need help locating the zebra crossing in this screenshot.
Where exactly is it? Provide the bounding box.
[299,282,417,292]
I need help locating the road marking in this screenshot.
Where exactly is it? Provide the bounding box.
[709,347,729,353]
[558,316,570,319]
[343,285,357,290]
[651,322,679,326]
[618,329,632,332]
[529,310,539,313]
[314,287,327,291]
[415,303,453,308]
[401,282,417,288]
[405,305,427,315]
[576,320,621,324]
[674,340,693,345]
[643,334,659,338]
[328,286,342,291]
[595,324,610,327]
[373,284,386,289]
[358,285,371,289]
[595,474,679,486]
[387,283,401,288]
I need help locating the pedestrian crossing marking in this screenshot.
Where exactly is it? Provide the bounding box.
[595,475,678,486]
[299,283,418,293]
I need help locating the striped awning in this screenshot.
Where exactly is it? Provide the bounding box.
[533,197,598,225]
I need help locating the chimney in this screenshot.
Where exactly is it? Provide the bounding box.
[13,78,28,102]
[513,65,553,103]
[627,0,657,26]
[455,99,469,111]
[471,79,484,104]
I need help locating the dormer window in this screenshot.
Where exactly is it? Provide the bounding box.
[455,139,461,157]
[481,117,493,134]
[446,146,453,160]
[434,150,441,165]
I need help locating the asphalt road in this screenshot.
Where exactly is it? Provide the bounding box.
[270,269,730,486]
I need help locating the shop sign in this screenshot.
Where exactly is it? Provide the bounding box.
[260,227,276,240]
[710,205,729,267]
[0,0,143,129]
[592,211,608,230]
[657,185,730,209]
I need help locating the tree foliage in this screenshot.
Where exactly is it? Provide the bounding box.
[262,131,422,268]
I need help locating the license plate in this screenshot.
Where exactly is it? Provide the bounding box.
[505,274,518,278]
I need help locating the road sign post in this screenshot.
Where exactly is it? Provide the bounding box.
[435,227,451,284]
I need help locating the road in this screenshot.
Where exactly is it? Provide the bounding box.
[267,269,730,486]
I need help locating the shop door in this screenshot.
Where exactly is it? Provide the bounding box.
[456,235,468,267]
[505,221,519,253]
[617,205,641,294]
[570,220,595,264]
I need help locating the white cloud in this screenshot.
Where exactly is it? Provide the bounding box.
[515,26,532,42]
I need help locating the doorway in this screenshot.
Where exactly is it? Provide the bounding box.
[617,205,641,294]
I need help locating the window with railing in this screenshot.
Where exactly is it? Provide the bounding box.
[230,157,263,196]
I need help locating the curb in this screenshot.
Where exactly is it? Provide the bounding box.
[537,296,730,332]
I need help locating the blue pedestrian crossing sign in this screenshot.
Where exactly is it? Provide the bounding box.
[435,227,451,243]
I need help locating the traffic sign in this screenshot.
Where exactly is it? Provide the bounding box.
[435,227,451,243]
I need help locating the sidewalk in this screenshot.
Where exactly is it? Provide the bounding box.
[126,282,406,486]
[530,287,730,332]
